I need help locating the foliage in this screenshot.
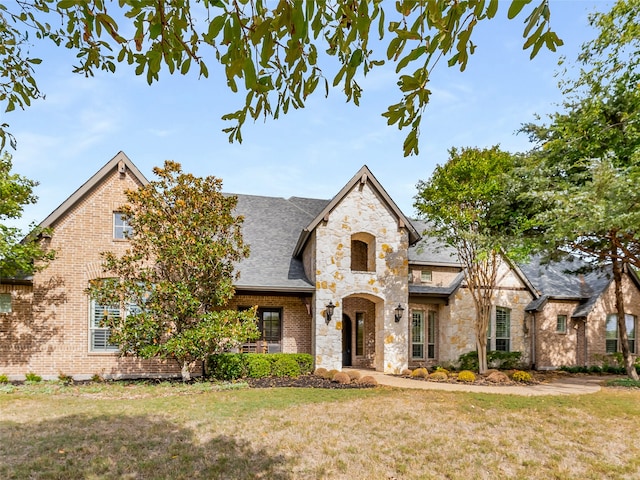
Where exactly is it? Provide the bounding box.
[314,367,328,378]
[511,370,532,383]
[1,1,560,156]
[87,161,258,381]
[457,370,476,383]
[515,0,640,380]
[410,367,429,378]
[0,153,54,278]
[245,355,271,379]
[607,378,640,388]
[0,374,8,384]
[91,373,104,383]
[459,350,522,371]
[271,356,301,378]
[57,373,73,385]
[428,370,448,381]
[207,353,314,380]
[415,146,521,374]
[332,372,351,384]
[357,375,378,386]
[24,372,41,383]
[346,370,361,381]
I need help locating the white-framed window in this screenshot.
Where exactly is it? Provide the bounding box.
[556,314,567,334]
[0,293,11,313]
[488,306,511,352]
[420,270,432,283]
[90,299,120,352]
[411,310,425,359]
[427,311,436,359]
[606,314,636,354]
[113,212,132,240]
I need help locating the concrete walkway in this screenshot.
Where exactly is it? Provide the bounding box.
[344,369,607,396]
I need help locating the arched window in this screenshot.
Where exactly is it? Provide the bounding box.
[350,232,375,272]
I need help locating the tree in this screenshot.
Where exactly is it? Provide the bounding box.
[0,152,54,278]
[517,0,640,379]
[88,161,259,381]
[4,0,561,156]
[414,146,519,374]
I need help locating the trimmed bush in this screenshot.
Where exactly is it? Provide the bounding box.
[332,372,351,384]
[410,367,429,378]
[401,368,412,377]
[512,370,532,383]
[288,354,313,374]
[457,370,476,383]
[347,370,361,381]
[245,355,272,378]
[458,350,523,371]
[327,369,340,380]
[429,370,448,381]
[272,355,301,378]
[358,375,378,386]
[0,374,8,384]
[208,353,247,380]
[315,367,329,378]
[435,367,450,376]
[486,371,510,383]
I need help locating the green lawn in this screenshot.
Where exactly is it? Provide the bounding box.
[1,381,639,479]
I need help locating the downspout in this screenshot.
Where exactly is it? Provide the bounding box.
[584,319,588,368]
[531,312,536,370]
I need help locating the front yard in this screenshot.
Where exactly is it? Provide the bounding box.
[1,381,639,479]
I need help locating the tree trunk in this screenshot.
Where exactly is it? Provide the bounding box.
[475,302,492,374]
[611,250,639,380]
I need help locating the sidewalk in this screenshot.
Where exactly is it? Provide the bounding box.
[344,369,606,396]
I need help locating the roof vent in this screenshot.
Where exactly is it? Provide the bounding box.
[118,160,126,175]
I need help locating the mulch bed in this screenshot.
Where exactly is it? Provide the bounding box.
[246,374,375,389]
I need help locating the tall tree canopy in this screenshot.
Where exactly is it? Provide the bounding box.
[415,145,519,373]
[517,0,640,378]
[0,152,54,278]
[3,0,561,155]
[88,161,259,380]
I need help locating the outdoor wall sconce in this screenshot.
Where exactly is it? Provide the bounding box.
[325,301,335,324]
[394,304,405,323]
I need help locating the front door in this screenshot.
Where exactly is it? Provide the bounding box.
[342,314,352,366]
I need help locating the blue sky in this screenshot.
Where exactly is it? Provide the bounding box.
[7,1,612,231]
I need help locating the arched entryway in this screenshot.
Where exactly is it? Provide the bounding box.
[342,314,352,367]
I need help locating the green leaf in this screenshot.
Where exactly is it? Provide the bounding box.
[507,0,532,19]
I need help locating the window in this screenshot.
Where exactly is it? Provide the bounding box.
[90,299,120,352]
[356,312,364,356]
[260,308,282,343]
[488,307,511,352]
[427,311,436,359]
[0,293,11,313]
[556,315,567,333]
[113,212,132,239]
[411,310,424,359]
[421,270,432,283]
[606,314,636,354]
[350,232,375,272]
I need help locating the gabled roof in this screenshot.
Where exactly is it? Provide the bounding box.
[293,165,421,258]
[519,256,613,317]
[408,220,460,266]
[232,194,329,292]
[39,151,148,229]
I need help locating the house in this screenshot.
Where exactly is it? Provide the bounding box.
[1,152,639,380]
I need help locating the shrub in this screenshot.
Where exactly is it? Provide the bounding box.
[358,375,378,386]
[327,369,340,380]
[401,369,413,377]
[458,350,523,371]
[315,367,329,378]
[245,355,272,378]
[347,370,361,381]
[410,367,429,379]
[0,374,9,384]
[511,370,532,383]
[208,353,247,380]
[332,372,351,384]
[429,370,448,381]
[25,372,42,383]
[58,372,73,384]
[271,355,301,378]
[91,373,104,383]
[458,351,479,371]
[588,365,603,374]
[289,354,313,374]
[457,370,476,383]
[435,366,450,376]
[486,371,510,383]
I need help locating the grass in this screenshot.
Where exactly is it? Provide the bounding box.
[1,381,640,479]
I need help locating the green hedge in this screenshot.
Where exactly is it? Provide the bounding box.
[458,350,523,371]
[207,353,314,380]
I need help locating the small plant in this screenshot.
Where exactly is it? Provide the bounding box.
[435,366,450,376]
[410,367,429,378]
[346,370,361,381]
[401,368,412,377]
[315,367,329,378]
[607,378,640,388]
[25,372,42,383]
[271,355,301,378]
[457,370,476,383]
[327,369,340,380]
[429,370,448,381]
[511,370,532,383]
[332,372,351,384]
[58,372,74,385]
[0,374,9,384]
[358,375,378,386]
[91,373,105,383]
